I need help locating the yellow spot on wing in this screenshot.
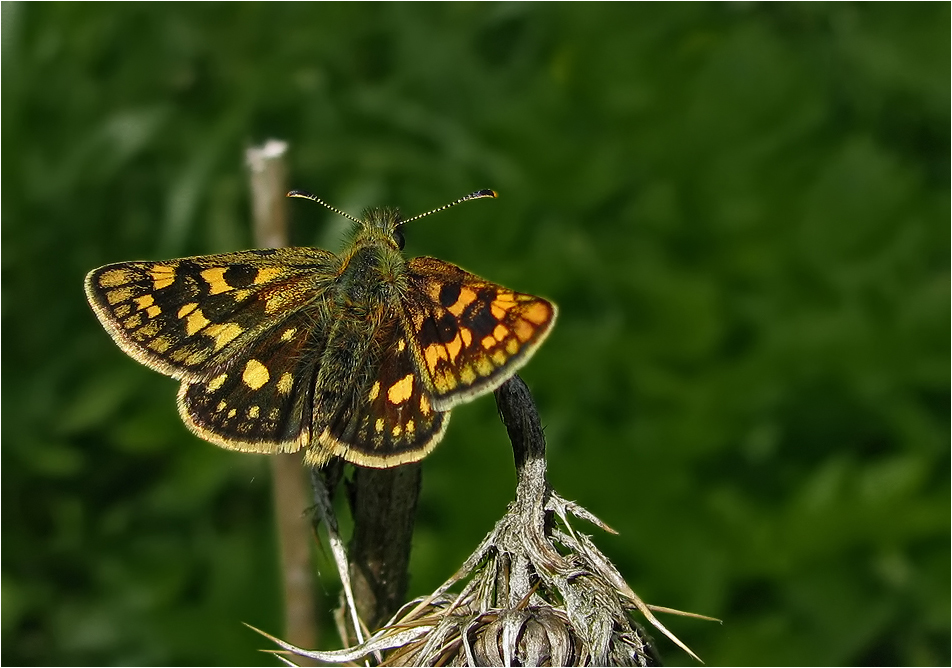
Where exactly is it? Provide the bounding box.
[368,381,380,401]
[98,269,131,288]
[106,287,134,305]
[147,337,170,353]
[420,394,431,415]
[145,305,162,319]
[493,324,509,341]
[248,405,260,418]
[178,302,199,318]
[242,359,270,390]
[375,418,384,433]
[205,322,243,350]
[388,374,414,405]
[201,268,231,295]
[150,266,175,290]
[277,372,293,395]
[207,373,228,392]
[392,424,403,437]
[253,267,284,284]
[406,419,415,434]
[475,356,493,376]
[280,327,297,341]
[185,309,210,336]
[481,335,496,349]
[134,295,155,310]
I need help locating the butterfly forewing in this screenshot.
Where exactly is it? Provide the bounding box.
[178,308,328,454]
[403,257,557,412]
[84,248,338,379]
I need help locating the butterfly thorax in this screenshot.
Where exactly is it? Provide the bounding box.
[334,208,410,318]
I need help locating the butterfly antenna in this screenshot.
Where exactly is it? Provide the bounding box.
[287,190,362,224]
[401,189,497,225]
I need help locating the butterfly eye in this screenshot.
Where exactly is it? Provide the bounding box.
[392,226,405,250]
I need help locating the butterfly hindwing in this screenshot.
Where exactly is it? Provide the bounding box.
[177,308,327,454]
[402,257,557,411]
[314,318,447,467]
[84,248,338,379]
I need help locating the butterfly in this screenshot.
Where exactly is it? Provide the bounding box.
[84,189,557,468]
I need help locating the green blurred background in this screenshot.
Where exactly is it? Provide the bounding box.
[2,3,948,665]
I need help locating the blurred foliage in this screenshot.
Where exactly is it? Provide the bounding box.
[2,3,948,666]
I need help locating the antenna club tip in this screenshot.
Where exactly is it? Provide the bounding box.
[287,190,313,199]
[477,189,498,199]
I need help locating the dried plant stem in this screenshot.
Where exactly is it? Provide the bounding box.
[246,140,318,650]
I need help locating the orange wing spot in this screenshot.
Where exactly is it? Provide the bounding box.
[98,268,131,288]
[178,302,199,318]
[205,322,243,350]
[387,374,414,405]
[424,344,449,373]
[242,359,270,390]
[491,304,507,320]
[493,324,509,341]
[481,335,496,350]
[514,318,536,342]
[446,287,478,317]
[506,338,519,355]
[446,332,464,361]
[494,291,517,303]
[460,327,473,347]
[185,309,210,335]
[522,301,552,325]
[253,267,284,284]
[200,268,231,295]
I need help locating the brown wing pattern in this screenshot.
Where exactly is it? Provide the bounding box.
[84,248,337,379]
[402,256,557,412]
